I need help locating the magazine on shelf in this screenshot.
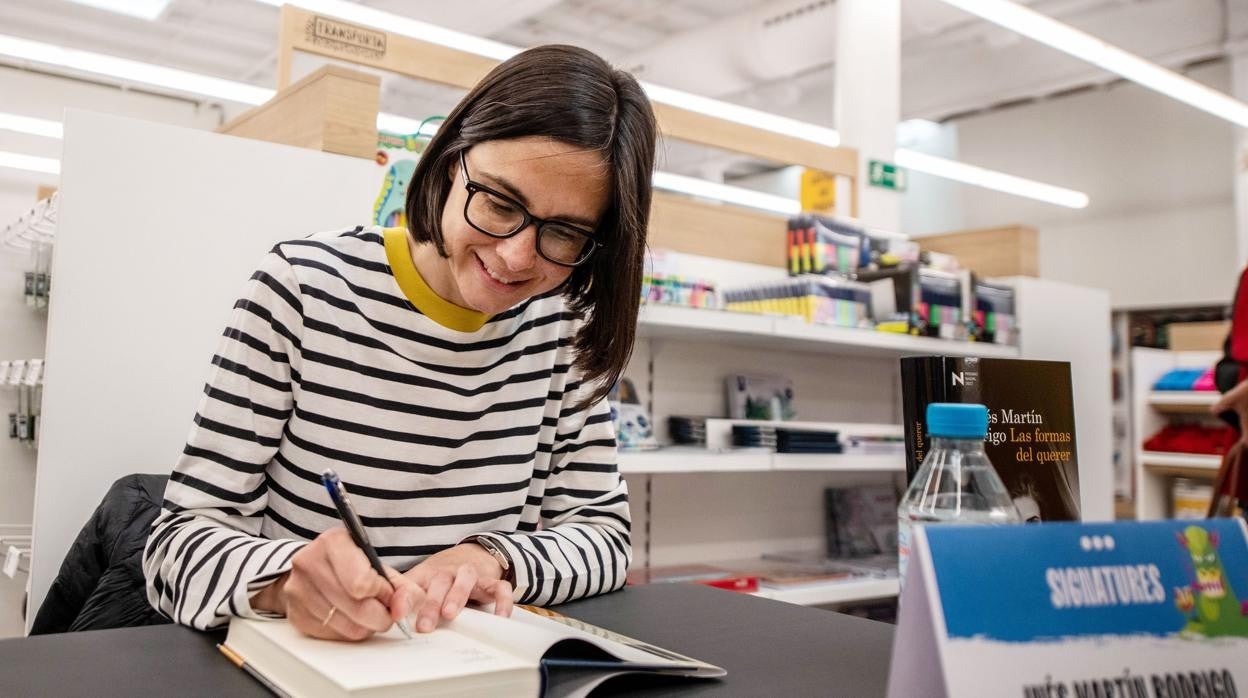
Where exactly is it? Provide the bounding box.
[608,377,659,451]
[824,485,899,558]
[222,605,724,698]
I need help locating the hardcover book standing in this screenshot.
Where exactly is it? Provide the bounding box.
[900,356,1081,521]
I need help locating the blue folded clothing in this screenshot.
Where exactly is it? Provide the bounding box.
[1152,368,1206,391]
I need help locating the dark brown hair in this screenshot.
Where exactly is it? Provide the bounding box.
[404,45,657,410]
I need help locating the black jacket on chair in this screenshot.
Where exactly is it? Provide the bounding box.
[29,473,172,634]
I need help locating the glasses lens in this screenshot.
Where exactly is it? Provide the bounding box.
[539,223,593,265]
[467,189,525,236]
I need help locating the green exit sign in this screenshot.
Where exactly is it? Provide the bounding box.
[869,160,907,191]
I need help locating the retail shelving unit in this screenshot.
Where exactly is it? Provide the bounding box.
[1146,391,1219,413]
[622,276,1110,608]
[1131,347,1224,520]
[639,305,1020,360]
[1137,451,1222,471]
[618,448,903,475]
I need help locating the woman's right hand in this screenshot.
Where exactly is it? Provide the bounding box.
[251,527,426,641]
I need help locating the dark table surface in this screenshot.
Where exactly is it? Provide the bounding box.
[0,583,895,697]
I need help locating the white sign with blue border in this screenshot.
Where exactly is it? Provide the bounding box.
[888,519,1248,698]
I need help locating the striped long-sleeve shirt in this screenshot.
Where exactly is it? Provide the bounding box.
[143,226,630,630]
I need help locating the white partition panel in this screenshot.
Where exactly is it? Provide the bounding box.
[29,111,379,627]
[1008,276,1114,521]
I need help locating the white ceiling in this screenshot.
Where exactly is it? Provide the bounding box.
[0,0,1233,125]
[0,0,1241,222]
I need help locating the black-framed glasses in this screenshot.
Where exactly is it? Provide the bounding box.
[458,150,602,267]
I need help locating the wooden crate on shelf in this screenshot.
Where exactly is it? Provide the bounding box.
[1168,321,1229,351]
[219,65,380,160]
[917,224,1037,278]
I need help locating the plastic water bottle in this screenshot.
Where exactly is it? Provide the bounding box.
[897,403,1021,593]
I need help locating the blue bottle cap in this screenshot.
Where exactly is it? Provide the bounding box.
[926,403,989,439]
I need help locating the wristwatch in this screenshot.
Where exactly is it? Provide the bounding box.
[467,535,515,585]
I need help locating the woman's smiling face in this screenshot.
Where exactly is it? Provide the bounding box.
[426,137,611,316]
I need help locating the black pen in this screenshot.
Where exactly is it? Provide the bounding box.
[321,468,416,639]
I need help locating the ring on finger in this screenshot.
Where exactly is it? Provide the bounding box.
[321,605,338,627]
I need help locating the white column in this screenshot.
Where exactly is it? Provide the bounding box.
[1230,0,1248,267]
[1233,51,1248,268]
[834,0,901,232]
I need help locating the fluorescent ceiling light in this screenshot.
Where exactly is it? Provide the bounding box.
[0,151,60,175]
[0,113,63,139]
[376,113,440,135]
[0,34,418,138]
[0,34,275,105]
[935,0,1248,128]
[652,172,800,215]
[896,148,1089,209]
[67,0,173,21]
[641,83,840,147]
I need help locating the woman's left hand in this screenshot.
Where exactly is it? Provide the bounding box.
[395,543,514,632]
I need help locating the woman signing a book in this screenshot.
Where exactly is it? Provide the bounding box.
[143,44,656,641]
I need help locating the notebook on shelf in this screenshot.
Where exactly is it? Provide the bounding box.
[222,604,725,698]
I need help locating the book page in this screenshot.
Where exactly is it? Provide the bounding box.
[456,606,723,679]
[236,619,532,692]
[445,606,578,663]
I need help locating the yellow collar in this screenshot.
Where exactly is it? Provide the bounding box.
[383,227,489,333]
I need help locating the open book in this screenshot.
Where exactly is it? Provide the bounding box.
[222,604,725,698]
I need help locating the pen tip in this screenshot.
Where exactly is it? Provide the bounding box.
[397,618,415,639]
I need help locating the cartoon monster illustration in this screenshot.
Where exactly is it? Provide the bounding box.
[373,159,417,228]
[1173,525,1248,637]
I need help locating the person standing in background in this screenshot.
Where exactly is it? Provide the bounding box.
[1208,267,1248,514]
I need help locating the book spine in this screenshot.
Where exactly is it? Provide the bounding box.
[824,488,841,557]
[900,356,950,482]
[802,225,813,274]
[900,357,922,482]
[788,221,799,277]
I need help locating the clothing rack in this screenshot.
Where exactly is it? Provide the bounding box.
[2,193,57,251]
[3,194,56,310]
[0,525,31,579]
[2,360,43,449]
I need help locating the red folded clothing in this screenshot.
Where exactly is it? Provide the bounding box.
[1143,424,1237,455]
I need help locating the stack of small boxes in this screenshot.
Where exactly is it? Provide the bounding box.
[715,215,1018,345]
[720,215,872,329]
